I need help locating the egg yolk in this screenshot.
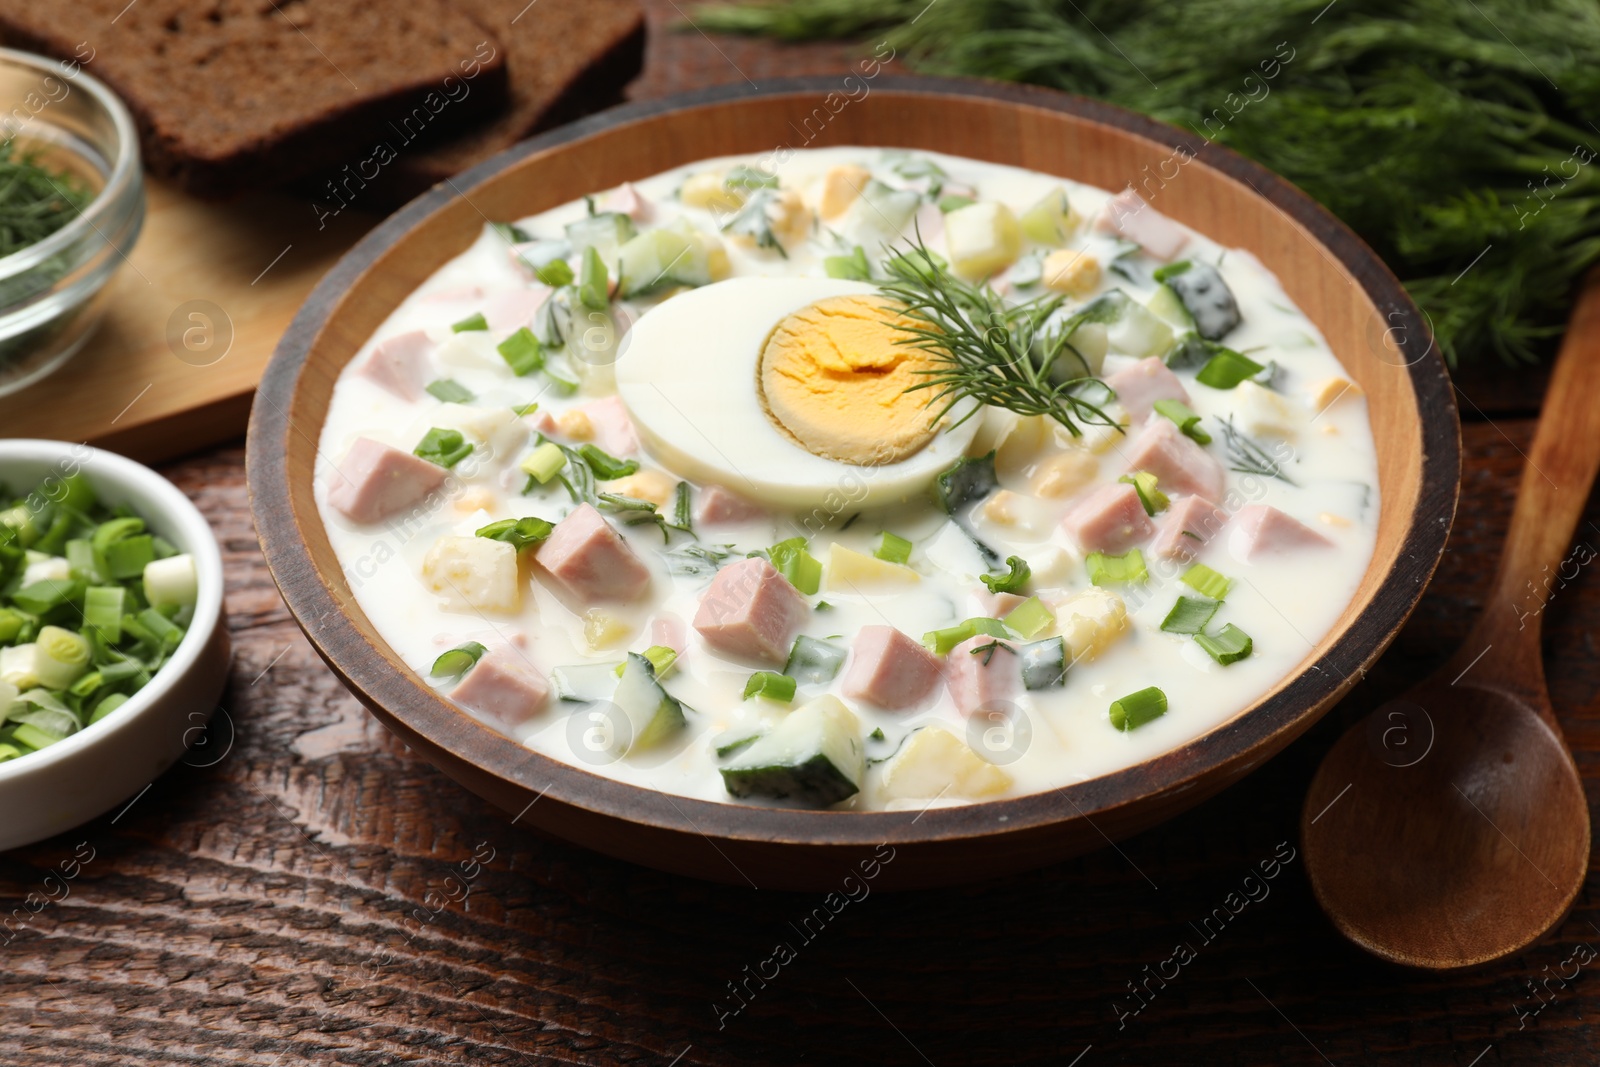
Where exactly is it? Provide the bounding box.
[758,295,940,466]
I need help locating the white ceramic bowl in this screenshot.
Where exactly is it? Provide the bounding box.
[0,440,228,850]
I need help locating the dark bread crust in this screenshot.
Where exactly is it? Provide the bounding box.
[0,0,512,198]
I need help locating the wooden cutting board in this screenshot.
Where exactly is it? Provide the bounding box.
[0,180,377,463]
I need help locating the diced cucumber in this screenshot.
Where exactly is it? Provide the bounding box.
[720,695,864,806]
[1019,637,1067,689]
[842,179,920,248]
[783,635,846,685]
[613,652,688,751]
[565,212,637,265]
[1018,186,1078,246]
[944,201,1022,279]
[1044,289,1176,379]
[1145,283,1194,330]
[551,662,623,702]
[1154,261,1241,340]
[617,222,725,297]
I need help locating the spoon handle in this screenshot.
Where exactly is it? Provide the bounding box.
[1457,267,1600,692]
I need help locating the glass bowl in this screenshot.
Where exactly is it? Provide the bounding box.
[0,47,144,398]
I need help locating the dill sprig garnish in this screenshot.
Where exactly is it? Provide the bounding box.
[1216,416,1297,485]
[878,238,1118,436]
[0,139,88,257]
[691,0,1600,365]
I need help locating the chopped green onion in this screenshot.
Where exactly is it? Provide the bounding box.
[84,586,125,641]
[11,722,61,751]
[104,535,155,580]
[768,537,822,595]
[0,609,22,644]
[497,327,545,377]
[922,617,1010,656]
[1195,624,1254,665]
[543,363,580,395]
[426,378,475,403]
[824,246,871,280]
[414,428,475,469]
[512,402,540,417]
[873,531,912,565]
[612,644,679,679]
[136,608,183,653]
[430,641,488,680]
[938,193,976,213]
[1003,596,1055,639]
[1086,549,1147,586]
[0,743,21,761]
[1160,596,1219,635]
[65,539,104,582]
[92,516,143,554]
[535,258,574,287]
[577,444,639,481]
[1110,686,1168,731]
[33,626,89,689]
[1195,347,1265,389]
[1153,398,1213,445]
[520,442,566,484]
[451,312,488,332]
[1181,563,1232,601]
[743,671,797,702]
[980,555,1031,594]
[1118,472,1169,516]
[11,578,82,616]
[671,482,693,533]
[143,554,198,609]
[476,516,555,550]
[89,691,129,724]
[578,246,609,310]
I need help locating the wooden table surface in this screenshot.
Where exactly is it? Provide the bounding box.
[4,8,1598,1065]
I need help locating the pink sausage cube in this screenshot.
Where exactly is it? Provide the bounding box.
[1150,495,1227,561]
[1061,482,1155,554]
[945,634,1019,716]
[1122,417,1225,502]
[841,626,943,711]
[694,484,766,526]
[693,557,811,664]
[602,181,653,221]
[1094,189,1190,261]
[483,287,549,334]
[534,503,652,602]
[451,651,549,728]
[327,437,447,524]
[579,395,640,456]
[1106,357,1190,423]
[358,330,432,401]
[1230,505,1333,561]
[650,614,687,657]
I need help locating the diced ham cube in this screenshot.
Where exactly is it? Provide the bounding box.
[1106,356,1190,423]
[1094,189,1190,261]
[694,484,766,526]
[578,395,639,455]
[1230,505,1333,560]
[693,557,810,664]
[1061,482,1155,554]
[1150,495,1227,561]
[327,437,447,524]
[357,330,432,401]
[977,591,1028,618]
[912,202,944,246]
[534,503,652,602]
[842,626,943,710]
[651,614,687,657]
[451,651,549,728]
[945,634,1018,716]
[602,181,653,221]
[483,287,549,334]
[1121,417,1225,501]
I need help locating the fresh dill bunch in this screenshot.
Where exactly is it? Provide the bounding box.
[692,0,1600,365]
[877,238,1119,436]
[0,139,88,257]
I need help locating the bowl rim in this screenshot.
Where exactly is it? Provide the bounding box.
[0,45,143,280]
[0,439,225,781]
[250,76,1461,847]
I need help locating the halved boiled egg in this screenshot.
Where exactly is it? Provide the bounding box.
[615,277,978,509]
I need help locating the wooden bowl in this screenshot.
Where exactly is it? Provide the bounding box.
[248,78,1460,890]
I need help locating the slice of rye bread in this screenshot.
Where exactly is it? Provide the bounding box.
[0,0,511,197]
[352,0,645,205]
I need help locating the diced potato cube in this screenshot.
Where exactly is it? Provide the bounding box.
[435,332,501,371]
[944,202,1022,280]
[1309,376,1363,412]
[817,164,871,220]
[1030,450,1099,498]
[825,544,920,590]
[1023,545,1076,584]
[1053,587,1128,664]
[881,725,1013,800]
[432,403,518,446]
[680,172,744,213]
[603,469,676,508]
[421,535,520,613]
[1041,249,1101,296]
[982,490,1020,526]
[1235,380,1300,440]
[583,608,634,650]
[452,487,497,515]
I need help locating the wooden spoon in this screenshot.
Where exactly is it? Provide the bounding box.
[1301,273,1600,969]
